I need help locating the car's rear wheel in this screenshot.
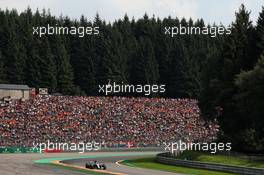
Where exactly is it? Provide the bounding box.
[102,164,106,170]
[86,163,93,169]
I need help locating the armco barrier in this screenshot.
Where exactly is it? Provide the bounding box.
[156,153,264,175]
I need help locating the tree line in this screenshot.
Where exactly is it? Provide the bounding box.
[0,5,263,152]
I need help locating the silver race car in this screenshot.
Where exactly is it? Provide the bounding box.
[85,161,107,170]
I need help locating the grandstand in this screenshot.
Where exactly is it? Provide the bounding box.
[0,95,219,147]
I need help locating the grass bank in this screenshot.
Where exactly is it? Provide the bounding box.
[176,151,264,168]
[121,157,234,175]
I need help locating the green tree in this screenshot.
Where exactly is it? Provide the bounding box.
[200,5,258,151]
[131,37,159,85]
[71,33,96,95]
[55,38,74,94]
[166,40,192,98]
[256,6,264,57]
[5,10,26,84]
[199,45,223,119]
[234,54,264,152]
[0,51,6,83]
[25,42,41,87]
[39,38,57,92]
[5,41,26,84]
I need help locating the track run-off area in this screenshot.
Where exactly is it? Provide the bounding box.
[0,151,182,175]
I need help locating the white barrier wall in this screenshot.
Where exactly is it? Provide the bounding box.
[0,89,30,100]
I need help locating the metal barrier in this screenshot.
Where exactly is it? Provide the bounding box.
[156,153,264,175]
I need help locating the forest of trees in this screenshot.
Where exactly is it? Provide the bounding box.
[0,4,263,153]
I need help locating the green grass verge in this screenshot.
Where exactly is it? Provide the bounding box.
[121,157,235,175]
[177,151,264,168]
[46,163,110,175]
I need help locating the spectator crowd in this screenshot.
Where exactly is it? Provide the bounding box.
[0,95,219,147]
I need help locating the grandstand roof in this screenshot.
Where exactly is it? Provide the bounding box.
[0,84,31,90]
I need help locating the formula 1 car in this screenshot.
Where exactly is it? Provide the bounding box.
[85,161,107,170]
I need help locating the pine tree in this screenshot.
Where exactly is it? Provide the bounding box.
[102,27,127,83]
[199,45,223,119]
[23,8,42,88]
[71,33,95,95]
[256,6,264,57]
[222,4,255,76]
[55,38,74,95]
[25,42,41,87]
[131,37,159,85]
[5,10,26,84]
[5,41,26,84]
[166,40,191,98]
[39,38,57,92]
[0,51,6,83]
[114,15,138,85]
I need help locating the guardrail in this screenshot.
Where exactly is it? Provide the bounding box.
[156,153,264,175]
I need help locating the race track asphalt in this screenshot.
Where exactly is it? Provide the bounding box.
[0,152,183,175]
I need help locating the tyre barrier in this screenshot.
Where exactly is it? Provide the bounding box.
[156,153,264,175]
